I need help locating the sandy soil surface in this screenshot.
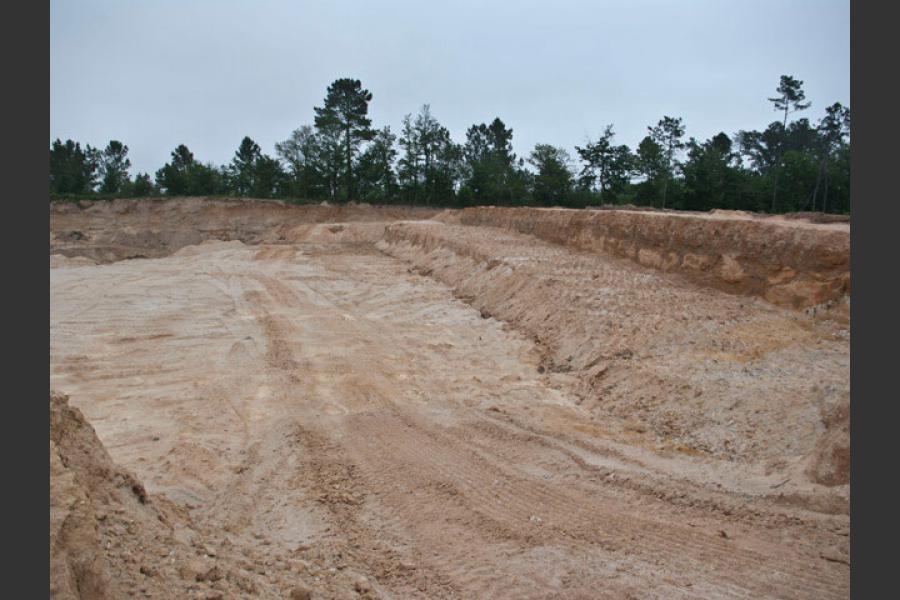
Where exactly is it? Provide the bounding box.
[50,204,849,599]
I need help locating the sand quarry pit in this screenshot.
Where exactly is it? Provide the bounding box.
[50,198,850,599]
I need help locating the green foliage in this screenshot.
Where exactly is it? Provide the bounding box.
[228,136,262,196]
[314,78,375,200]
[251,155,287,198]
[129,173,155,197]
[767,74,813,211]
[459,118,529,205]
[357,127,399,203]
[50,139,100,193]
[680,133,738,211]
[98,140,132,194]
[811,103,851,213]
[50,73,849,214]
[528,144,574,206]
[398,105,463,205]
[824,144,850,214]
[155,144,226,196]
[632,136,667,207]
[276,126,330,198]
[575,125,633,203]
[647,116,686,208]
[770,75,812,126]
[736,123,782,174]
[776,150,819,211]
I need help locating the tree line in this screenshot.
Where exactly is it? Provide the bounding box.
[50,75,850,213]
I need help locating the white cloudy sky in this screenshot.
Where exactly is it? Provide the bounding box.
[50,0,850,175]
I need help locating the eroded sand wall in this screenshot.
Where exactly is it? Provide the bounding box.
[441,207,850,310]
[50,197,439,262]
[51,199,851,311]
[379,220,850,472]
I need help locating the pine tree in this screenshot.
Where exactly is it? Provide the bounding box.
[229,136,261,196]
[98,140,132,194]
[528,144,574,206]
[647,116,686,208]
[768,75,811,211]
[313,78,375,200]
[575,125,633,202]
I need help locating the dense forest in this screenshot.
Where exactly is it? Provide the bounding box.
[50,75,850,213]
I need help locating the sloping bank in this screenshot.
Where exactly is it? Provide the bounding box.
[437,206,850,311]
[50,391,338,599]
[378,220,849,486]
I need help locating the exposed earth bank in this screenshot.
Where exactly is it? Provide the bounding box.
[50,198,850,599]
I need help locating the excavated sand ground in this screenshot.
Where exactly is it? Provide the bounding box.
[50,200,849,599]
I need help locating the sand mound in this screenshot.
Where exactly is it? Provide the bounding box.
[50,391,380,599]
[51,392,273,599]
[51,391,162,598]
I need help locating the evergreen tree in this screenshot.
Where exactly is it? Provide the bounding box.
[736,123,782,175]
[276,126,330,199]
[528,144,574,206]
[191,163,226,196]
[681,133,738,211]
[98,140,132,194]
[575,125,633,202]
[768,75,811,211]
[813,103,850,213]
[228,136,262,196]
[357,126,398,203]
[460,117,528,205]
[398,106,462,205]
[129,172,155,197]
[634,136,667,207]
[48,75,848,214]
[155,145,223,196]
[50,139,100,193]
[155,144,194,195]
[313,78,375,200]
[251,155,287,198]
[647,116,686,208]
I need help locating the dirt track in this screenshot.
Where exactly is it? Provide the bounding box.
[50,200,850,599]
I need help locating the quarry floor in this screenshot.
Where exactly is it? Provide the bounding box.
[50,212,850,599]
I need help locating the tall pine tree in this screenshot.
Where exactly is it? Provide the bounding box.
[313,78,375,200]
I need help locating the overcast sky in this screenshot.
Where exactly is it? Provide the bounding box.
[51,0,849,175]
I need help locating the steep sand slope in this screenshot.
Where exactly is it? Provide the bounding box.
[50,197,437,263]
[439,206,850,311]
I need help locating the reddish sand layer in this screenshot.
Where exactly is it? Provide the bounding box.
[439,206,850,311]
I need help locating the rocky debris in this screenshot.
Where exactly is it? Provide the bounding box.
[50,391,352,599]
[291,583,314,599]
[195,563,224,582]
[51,390,138,599]
[139,565,157,577]
[805,398,850,486]
[820,546,851,565]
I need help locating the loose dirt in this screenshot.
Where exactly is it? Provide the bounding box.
[50,199,850,599]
